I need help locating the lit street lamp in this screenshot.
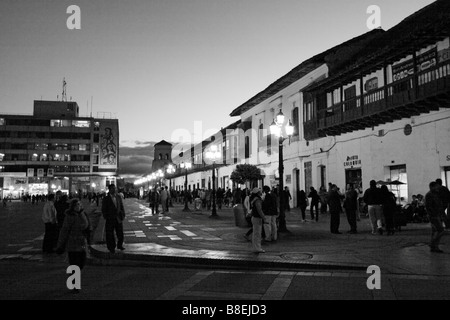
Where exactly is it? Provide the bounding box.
[205,144,221,218]
[166,164,175,206]
[180,161,192,212]
[270,109,294,232]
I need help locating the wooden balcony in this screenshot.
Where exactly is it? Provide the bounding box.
[315,61,450,136]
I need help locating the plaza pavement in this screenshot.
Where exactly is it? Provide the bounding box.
[90,198,450,276]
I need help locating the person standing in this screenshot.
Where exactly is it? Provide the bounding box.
[101,184,125,254]
[56,198,89,293]
[250,188,266,254]
[160,186,168,213]
[55,192,69,239]
[319,186,328,215]
[149,188,160,215]
[343,183,358,234]
[308,187,320,222]
[283,187,292,212]
[425,181,446,253]
[262,186,278,242]
[435,179,450,229]
[42,194,58,253]
[328,185,342,234]
[364,180,384,235]
[380,185,397,235]
[298,190,308,222]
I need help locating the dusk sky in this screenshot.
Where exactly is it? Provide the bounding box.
[0,0,436,178]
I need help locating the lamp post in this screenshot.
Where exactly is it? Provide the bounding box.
[180,161,192,212]
[270,109,294,233]
[205,145,221,218]
[166,164,175,207]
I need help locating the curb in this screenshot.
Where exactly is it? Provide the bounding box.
[88,246,368,272]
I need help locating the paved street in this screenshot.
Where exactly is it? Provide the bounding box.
[1,198,450,301]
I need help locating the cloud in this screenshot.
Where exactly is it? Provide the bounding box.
[119,142,155,180]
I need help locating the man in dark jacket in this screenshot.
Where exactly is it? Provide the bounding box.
[308,187,320,222]
[426,181,446,253]
[102,184,125,254]
[328,185,342,234]
[364,180,384,235]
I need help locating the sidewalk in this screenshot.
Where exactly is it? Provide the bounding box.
[90,198,450,276]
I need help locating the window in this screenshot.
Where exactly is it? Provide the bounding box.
[93,155,99,165]
[159,154,162,160]
[245,136,250,159]
[94,122,100,131]
[93,144,99,153]
[389,165,408,202]
[79,144,88,151]
[259,123,264,142]
[292,106,299,136]
[0,153,4,161]
[93,134,99,143]
[165,154,169,160]
[0,118,4,125]
[72,120,90,128]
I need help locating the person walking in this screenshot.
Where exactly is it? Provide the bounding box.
[149,188,160,215]
[380,185,397,235]
[436,179,450,229]
[319,186,328,215]
[283,187,292,212]
[160,186,168,213]
[250,188,266,254]
[308,187,320,222]
[42,194,58,253]
[364,180,384,235]
[55,198,90,293]
[298,190,308,222]
[343,183,358,234]
[262,186,278,242]
[101,184,125,254]
[425,181,446,253]
[328,185,342,234]
[243,189,253,241]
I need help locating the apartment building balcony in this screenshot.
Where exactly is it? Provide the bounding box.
[306,61,450,137]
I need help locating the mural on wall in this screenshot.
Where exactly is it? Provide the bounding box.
[99,122,118,169]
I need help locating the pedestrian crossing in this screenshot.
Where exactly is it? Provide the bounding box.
[123,207,223,242]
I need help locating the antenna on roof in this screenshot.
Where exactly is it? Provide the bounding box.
[62,78,67,102]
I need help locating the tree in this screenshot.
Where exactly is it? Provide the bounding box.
[230,164,262,188]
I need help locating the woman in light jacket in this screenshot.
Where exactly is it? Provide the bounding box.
[56,199,90,271]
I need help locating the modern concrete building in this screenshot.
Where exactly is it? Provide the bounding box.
[0,100,119,199]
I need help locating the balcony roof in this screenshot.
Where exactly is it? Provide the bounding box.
[305,0,450,92]
[229,29,385,117]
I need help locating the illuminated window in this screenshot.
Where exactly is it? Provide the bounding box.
[0,118,4,126]
[79,144,87,151]
[94,122,100,131]
[0,153,4,161]
[93,144,99,153]
[72,120,90,128]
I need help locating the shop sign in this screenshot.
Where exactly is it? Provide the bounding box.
[344,155,362,168]
[392,48,437,82]
[438,48,450,63]
[364,77,378,92]
[27,168,34,177]
[37,169,44,177]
